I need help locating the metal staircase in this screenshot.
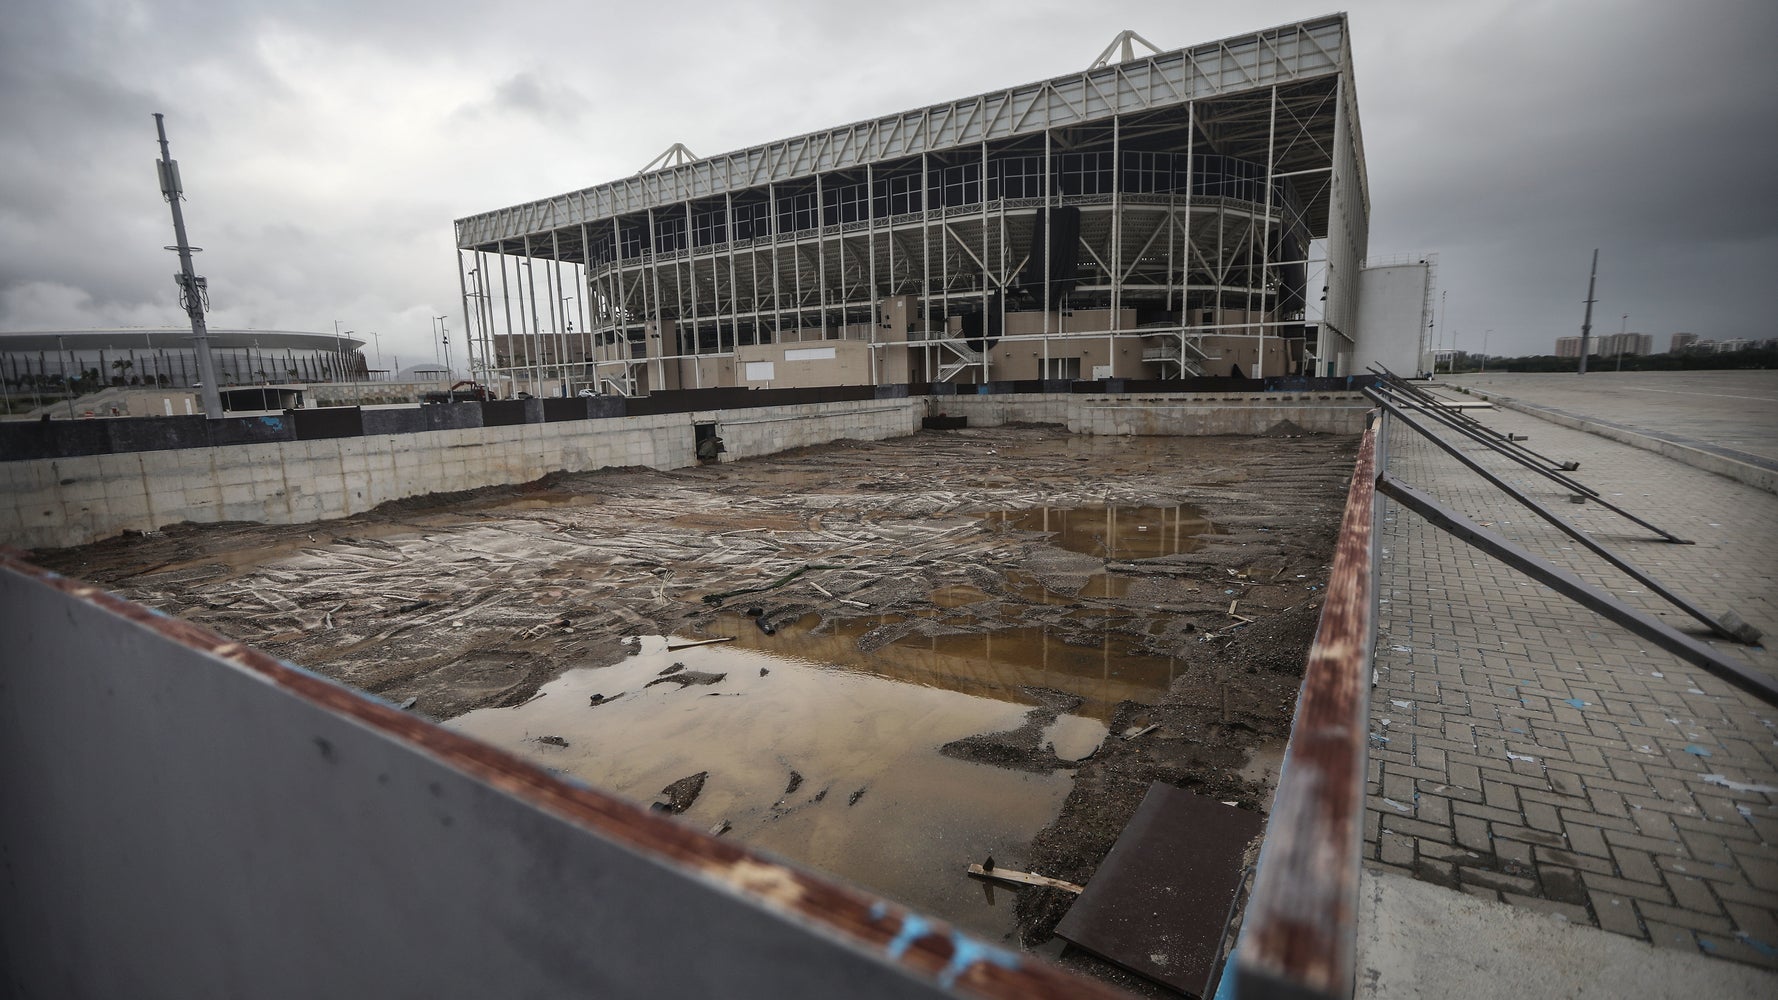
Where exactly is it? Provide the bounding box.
[1142,332,1214,378]
[935,340,985,382]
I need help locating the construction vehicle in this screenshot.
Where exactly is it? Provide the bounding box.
[420,380,494,404]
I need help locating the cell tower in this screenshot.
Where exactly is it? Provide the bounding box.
[154,113,224,418]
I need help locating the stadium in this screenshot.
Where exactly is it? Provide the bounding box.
[453,14,1369,396]
[0,328,366,392]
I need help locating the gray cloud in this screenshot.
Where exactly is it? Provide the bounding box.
[2,0,1774,361]
[452,71,588,124]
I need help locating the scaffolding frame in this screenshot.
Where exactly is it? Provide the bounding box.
[452,15,1368,395]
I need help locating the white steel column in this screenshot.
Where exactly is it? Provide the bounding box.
[1183,102,1195,355]
[523,235,543,393]
[938,156,949,356]
[497,240,517,389]
[1110,115,1121,372]
[865,162,879,384]
[645,207,665,392]
[1043,128,1052,339]
[1258,85,1277,378]
[610,220,630,391]
[815,173,828,339]
[979,138,991,381]
[579,222,592,385]
[920,152,932,378]
[455,249,474,381]
[725,192,739,366]
[550,229,566,392]
[477,249,496,381]
[685,200,701,387]
[768,183,783,343]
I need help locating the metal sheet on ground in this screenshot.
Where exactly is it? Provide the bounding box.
[1056,782,1264,996]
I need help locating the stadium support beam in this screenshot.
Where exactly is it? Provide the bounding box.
[1089,29,1164,68]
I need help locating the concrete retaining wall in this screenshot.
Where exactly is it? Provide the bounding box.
[2,398,921,549]
[308,380,449,406]
[2,393,1369,550]
[932,391,1372,436]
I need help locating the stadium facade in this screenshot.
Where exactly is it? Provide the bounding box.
[453,15,1368,396]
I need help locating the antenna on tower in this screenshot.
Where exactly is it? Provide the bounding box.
[1577,249,1599,375]
[153,113,224,419]
[1089,29,1163,68]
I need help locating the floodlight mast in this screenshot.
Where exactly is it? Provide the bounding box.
[154,113,224,418]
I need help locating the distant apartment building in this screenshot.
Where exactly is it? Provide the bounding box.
[1554,332,1650,359]
[1669,332,1698,352]
[1554,336,1594,357]
[1599,332,1652,357]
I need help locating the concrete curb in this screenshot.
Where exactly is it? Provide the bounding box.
[1454,388,1778,497]
[1356,868,1778,999]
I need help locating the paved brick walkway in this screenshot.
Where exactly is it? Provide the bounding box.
[1364,393,1778,970]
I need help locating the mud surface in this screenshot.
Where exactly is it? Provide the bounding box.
[36,425,1356,980]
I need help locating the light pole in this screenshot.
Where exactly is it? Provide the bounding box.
[1481,329,1492,373]
[435,316,452,381]
[466,267,483,383]
[368,331,382,378]
[1617,314,1629,372]
[562,294,578,395]
[1439,290,1448,355]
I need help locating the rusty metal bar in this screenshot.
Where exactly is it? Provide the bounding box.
[1367,382,1692,544]
[1234,415,1379,999]
[1365,390,1754,643]
[0,551,1124,1000]
[1374,387,1600,502]
[1369,375,1589,485]
[1375,475,1777,705]
[1368,366,1576,471]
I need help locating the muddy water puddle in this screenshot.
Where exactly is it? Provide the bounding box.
[449,635,1083,941]
[707,610,1179,722]
[983,503,1217,560]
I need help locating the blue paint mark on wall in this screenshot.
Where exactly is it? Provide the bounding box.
[879,911,1021,987]
[938,935,1021,988]
[885,915,931,959]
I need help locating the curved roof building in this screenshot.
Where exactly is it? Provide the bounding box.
[0,329,365,389]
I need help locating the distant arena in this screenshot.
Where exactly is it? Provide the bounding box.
[0,329,365,390]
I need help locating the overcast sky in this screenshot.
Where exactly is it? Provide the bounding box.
[3,0,1773,364]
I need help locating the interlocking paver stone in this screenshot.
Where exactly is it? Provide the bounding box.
[1363,373,1778,970]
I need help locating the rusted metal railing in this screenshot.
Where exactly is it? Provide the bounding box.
[1232,413,1378,999]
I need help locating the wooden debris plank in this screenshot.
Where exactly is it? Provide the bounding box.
[665,636,736,652]
[966,863,1083,894]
